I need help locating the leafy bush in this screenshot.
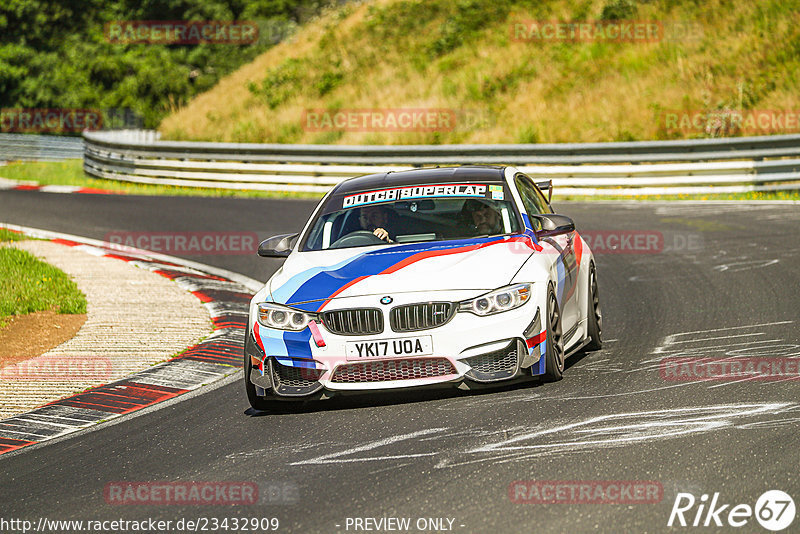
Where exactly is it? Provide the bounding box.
[428,0,510,58]
[600,0,638,21]
[251,57,308,108]
[0,0,342,130]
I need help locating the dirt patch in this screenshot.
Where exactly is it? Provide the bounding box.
[0,311,86,366]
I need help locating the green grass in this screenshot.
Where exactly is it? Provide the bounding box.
[0,229,25,242]
[0,160,325,199]
[0,247,87,328]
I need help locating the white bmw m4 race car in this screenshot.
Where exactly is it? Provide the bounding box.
[244,166,602,410]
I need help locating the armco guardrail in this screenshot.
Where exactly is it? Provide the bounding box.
[0,133,84,161]
[83,130,800,195]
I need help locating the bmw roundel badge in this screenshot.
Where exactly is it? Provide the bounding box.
[380,296,393,305]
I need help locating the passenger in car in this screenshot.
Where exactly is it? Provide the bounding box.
[460,199,503,235]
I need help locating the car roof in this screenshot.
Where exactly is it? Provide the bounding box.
[330,165,507,197]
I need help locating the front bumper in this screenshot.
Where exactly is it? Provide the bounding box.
[246,291,548,399]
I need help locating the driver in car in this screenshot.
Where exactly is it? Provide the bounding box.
[359,205,395,242]
[461,199,503,235]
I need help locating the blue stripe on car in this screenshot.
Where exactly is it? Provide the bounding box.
[284,237,505,305]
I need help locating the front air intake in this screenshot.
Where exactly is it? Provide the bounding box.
[331,358,456,383]
[464,340,521,382]
[270,360,324,396]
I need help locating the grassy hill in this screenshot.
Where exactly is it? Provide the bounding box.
[159,0,800,144]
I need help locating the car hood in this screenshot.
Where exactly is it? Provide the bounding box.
[269,236,536,307]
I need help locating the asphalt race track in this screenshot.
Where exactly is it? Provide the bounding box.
[1,191,799,533]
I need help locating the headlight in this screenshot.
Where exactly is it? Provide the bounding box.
[458,283,532,316]
[257,303,318,331]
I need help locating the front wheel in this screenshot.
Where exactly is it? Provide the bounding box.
[244,352,274,411]
[542,286,565,382]
[585,262,603,351]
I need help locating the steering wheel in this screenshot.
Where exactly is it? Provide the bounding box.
[330,230,386,248]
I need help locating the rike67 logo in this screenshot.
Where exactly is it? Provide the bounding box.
[668,490,795,531]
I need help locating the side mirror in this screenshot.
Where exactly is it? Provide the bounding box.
[530,214,575,238]
[535,179,553,203]
[258,233,299,258]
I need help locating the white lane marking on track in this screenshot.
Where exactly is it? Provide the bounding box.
[468,404,782,452]
[434,402,794,469]
[637,340,787,367]
[302,454,439,463]
[713,259,779,272]
[367,462,416,475]
[286,403,799,470]
[736,417,800,430]
[627,342,788,375]
[633,322,799,384]
[225,442,343,460]
[289,428,448,465]
[706,372,800,389]
[670,332,769,344]
[651,320,794,354]
[549,380,700,400]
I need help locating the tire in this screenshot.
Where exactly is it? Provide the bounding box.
[585,262,603,351]
[542,285,565,382]
[244,351,274,411]
[244,353,309,413]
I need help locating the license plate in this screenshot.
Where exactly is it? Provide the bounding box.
[346,336,433,360]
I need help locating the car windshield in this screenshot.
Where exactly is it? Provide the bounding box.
[302,195,522,251]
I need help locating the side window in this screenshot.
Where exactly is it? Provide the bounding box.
[531,180,553,214]
[514,173,552,217]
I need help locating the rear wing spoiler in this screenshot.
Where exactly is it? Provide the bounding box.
[535,179,553,204]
